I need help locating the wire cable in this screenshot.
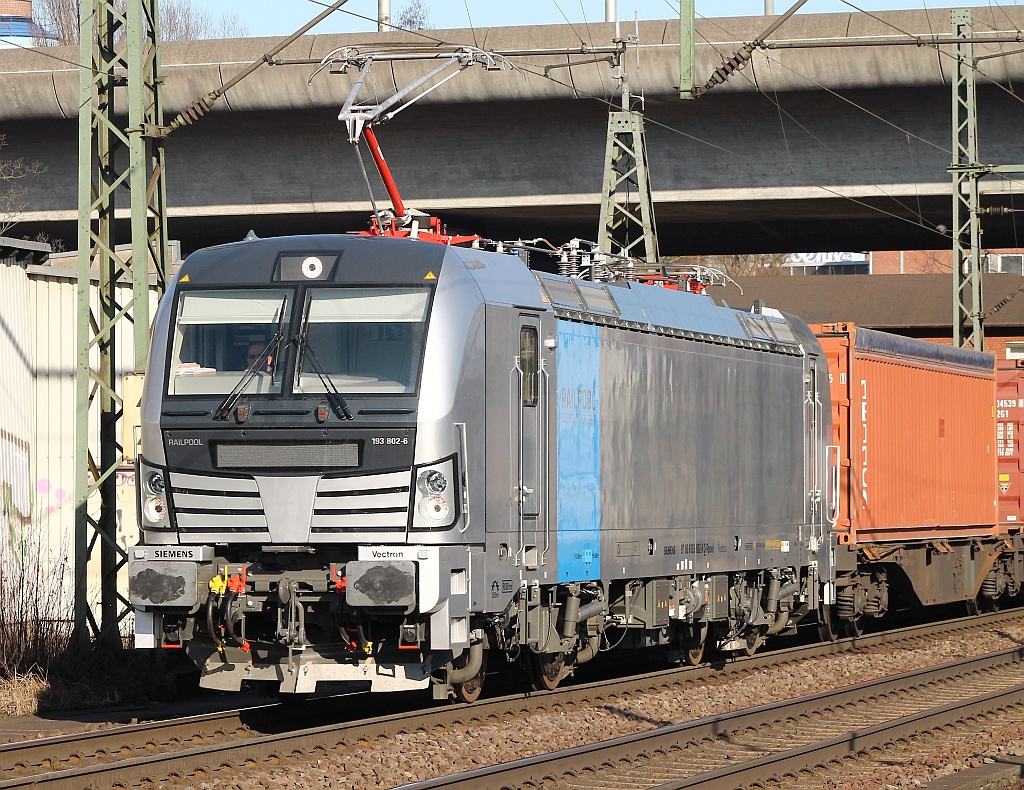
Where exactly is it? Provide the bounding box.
[463,0,480,50]
[549,0,589,47]
[762,45,796,176]
[513,57,955,241]
[696,11,951,155]
[577,0,596,50]
[691,15,944,231]
[699,6,1024,228]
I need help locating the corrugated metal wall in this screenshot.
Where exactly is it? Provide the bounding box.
[0,256,36,575]
[28,264,78,592]
[0,253,161,618]
[31,262,158,612]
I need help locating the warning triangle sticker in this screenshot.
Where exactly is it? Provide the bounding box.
[424,271,437,280]
[180,274,190,283]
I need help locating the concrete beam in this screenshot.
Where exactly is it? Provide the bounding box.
[4,8,1024,121]
[6,7,1024,255]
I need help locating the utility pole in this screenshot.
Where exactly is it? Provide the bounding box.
[597,35,659,264]
[679,0,694,100]
[75,0,169,646]
[950,9,984,351]
[948,9,1024,350]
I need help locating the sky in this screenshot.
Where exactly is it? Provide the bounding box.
[216,0,1023,38]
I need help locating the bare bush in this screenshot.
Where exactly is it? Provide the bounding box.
[0,134,45,236]
[664,252,791,278]
[395,0,431,30]
[34,0,249,46]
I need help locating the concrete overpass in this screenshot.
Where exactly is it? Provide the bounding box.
[3,7,1024,255]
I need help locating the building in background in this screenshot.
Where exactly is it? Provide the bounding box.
[0,1,51,46]
[783,252,870,276]
[785,248,1024,276]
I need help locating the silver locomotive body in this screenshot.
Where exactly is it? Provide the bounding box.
[130,234,834,698]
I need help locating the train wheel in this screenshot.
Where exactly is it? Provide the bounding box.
[529,652,565,691]
[679,624,707,666]
[684,642,705,666]
[452,650,488,704]
[742,627,766,657]
[817,605,839,643]
[453,675,484,703]
[842,617,863,638]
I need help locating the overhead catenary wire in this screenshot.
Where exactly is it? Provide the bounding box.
[694,15,951,155]
[463,0,480,50]
[725,4,1024,214]
[576,0,597,51]
[317,0,964,241]
[550,0,590,47]
[831,0,1024,206]
[164,0,352,134]
[18,0,1022,249]
[302,2,976,245]
[511,59,959,243]
[692,13,946,233]
[693,0,810,96]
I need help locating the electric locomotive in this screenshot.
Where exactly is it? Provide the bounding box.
[129,232,837,700]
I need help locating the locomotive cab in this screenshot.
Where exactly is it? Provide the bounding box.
[131,235,488,696]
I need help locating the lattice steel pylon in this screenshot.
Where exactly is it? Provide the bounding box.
[75,0,169,646]
[597,110,660,264]
[950,8,984,351]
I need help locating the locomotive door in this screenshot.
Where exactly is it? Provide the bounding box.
[804,357,825,533]
[516,314,547,567]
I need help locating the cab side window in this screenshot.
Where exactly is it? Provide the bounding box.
[520,326,538,407]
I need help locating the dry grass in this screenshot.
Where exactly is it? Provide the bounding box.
[0,643,173,719]
[0,530,173,718]
[0,672,49,718]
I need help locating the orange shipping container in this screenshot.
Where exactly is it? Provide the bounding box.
[812,324,997,544]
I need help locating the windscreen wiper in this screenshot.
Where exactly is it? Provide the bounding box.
[214,295,290,421]
[213,332,282,421]
[296,331,354,420]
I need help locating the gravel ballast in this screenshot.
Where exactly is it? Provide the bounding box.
[165,623,1024,789]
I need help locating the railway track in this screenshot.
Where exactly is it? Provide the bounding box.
[1,609,1021,790]
[399,647,1024,790]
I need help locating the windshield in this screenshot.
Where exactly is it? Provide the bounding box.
[296,287,430,395]
[168,289,292,396]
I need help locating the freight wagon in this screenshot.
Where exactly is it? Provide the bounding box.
[815,323,1017,633]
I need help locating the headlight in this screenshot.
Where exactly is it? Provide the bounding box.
[411,455,459,529]
[143,496,167,524]
[146,471,165,495]
[138,457,174,530]
[417,495,450,521]
[420,469,447,495]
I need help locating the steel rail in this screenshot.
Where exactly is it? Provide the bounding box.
[393,647,1024,790]
[1,608,1021,789]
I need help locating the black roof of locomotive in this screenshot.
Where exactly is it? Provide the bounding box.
[175,234,450,286]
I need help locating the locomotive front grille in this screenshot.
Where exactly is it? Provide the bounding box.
[167,469,412,537]
[312,470,411,532]
[169,471,269,534]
